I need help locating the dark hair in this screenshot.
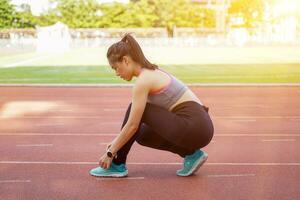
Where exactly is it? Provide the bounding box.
[107,33,158,70]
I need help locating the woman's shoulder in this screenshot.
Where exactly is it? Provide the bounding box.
[138,68,159,79]
[135,68,161,87]
[136,68,155,83]
[141,67,169,76]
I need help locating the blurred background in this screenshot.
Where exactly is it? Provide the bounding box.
[0,0,300,83]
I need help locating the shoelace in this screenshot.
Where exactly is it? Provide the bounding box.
[184,151,204,167]
[184,155,195,167]
[184,161,192,167]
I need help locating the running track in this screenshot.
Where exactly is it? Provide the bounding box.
[0,86,299,200]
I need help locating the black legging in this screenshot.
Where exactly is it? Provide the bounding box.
[113,101,214,165]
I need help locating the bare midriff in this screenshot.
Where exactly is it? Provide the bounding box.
[168,89,203,112]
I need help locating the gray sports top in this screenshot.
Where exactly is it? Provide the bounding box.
[146,68,188,110]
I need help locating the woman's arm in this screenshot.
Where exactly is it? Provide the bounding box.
[108,75,151,156]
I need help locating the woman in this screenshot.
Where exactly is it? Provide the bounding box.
[89,33,214,177]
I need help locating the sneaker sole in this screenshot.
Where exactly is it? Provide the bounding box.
[177,153,208,177]
[90,171,128,178]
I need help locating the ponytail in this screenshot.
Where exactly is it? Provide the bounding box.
[107,33,158,70]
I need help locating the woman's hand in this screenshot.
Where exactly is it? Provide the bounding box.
[98,153,113,169]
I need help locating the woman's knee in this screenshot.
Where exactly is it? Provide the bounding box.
[136,134,147,145]
[135,131,158,147]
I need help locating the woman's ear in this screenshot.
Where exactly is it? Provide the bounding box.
[122,55,130,65]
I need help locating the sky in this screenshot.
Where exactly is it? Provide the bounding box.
[11,0,50,15]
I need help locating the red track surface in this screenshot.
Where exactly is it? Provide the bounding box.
[0,86,299,200]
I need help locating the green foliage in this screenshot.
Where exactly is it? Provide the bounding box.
[55,0,103,28]
[0,0,46,28]
[108,0,214,36]
[122,0,158,27]
[98,2,129,28]
[1,0,216,32]
[13,10,37,28]
[0,0,14,28]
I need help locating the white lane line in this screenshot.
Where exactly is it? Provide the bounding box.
[103,108,124,112]
[1,133,300,137]
[3,54,57,68]
[96,177,145,181]
[261,139,296,142]
[5,116,103,119]
[213,115,300,119]
[57,110,74,112]
[229,119,257,122]
[0,161,300,166]
[231,105,267,108]
[1,83,300,87]
[205,174,255,178]
[5,116,300,119]
[215,116,300,119]
[0,180,31,183]
[35,124,65,127]
[16,144,53,147]
[0,133,119,136]
[290,119,300,121]
[101,122,121,125]
[216,134,300,137]
[207,163,300,166]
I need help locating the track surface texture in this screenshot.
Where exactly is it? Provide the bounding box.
[0,86,299,200]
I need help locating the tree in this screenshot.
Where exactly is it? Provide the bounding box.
[46,0,101,28]
[0,0,14,28]
[2,0,217,31]
[148,0,210,36]
[97,2,129,28]
[13,3,37,28]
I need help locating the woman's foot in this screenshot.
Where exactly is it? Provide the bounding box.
[89,162,128,177]
[176,149,208,177]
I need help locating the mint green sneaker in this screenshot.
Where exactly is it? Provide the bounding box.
[89,162,128,177]
[176,149,208,177]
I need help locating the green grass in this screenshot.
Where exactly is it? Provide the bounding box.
[0,64,300,84]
